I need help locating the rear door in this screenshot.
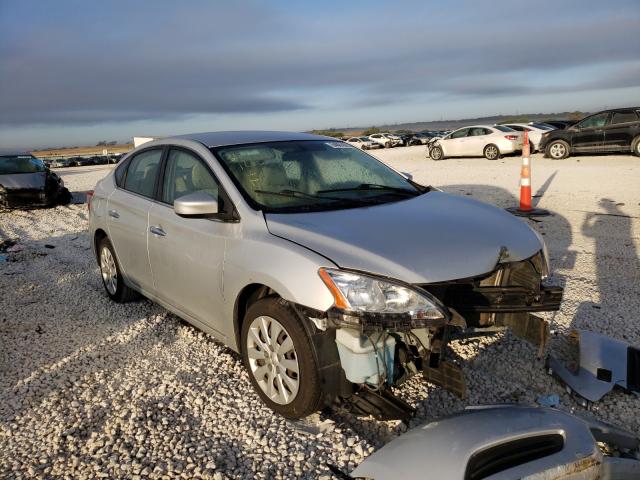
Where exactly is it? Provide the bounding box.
[603,110,639,151]
[106,148,164,294]
[571,112,609,152]
[147,147,233,335]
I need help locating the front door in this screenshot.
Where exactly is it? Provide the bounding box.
[147,147,232,336]
[444,128,470,156]
[106,148,163,294]
[571,112,609,152]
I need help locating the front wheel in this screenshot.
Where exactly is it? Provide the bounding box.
[546,140,570,159]
[241,298,322,419]
[483,144,500,160]
[430,145,444,160]
[632,136,640,157]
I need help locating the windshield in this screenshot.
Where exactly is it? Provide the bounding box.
[530,122,554,130]
[213,140,422,213]
[0,155,46,174]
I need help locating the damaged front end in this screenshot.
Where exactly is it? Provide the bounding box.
[300,250,563,421]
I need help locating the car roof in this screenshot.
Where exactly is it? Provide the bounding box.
[169,130,335,148]
[0,149,32,156]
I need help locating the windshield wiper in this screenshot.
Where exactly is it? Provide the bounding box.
[254,189,372,205]
[317,183,418,196]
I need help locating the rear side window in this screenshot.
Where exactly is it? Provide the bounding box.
[493,125,515,132]
[611,111,638,125]
[123,149,163,198]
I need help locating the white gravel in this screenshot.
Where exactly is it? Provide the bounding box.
[1,151,639,478]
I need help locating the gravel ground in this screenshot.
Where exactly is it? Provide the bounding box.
[1,151,639,478]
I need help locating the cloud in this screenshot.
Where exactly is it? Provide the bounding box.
[0,0,638,127]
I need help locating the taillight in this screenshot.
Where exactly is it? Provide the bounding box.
[87,190,94,211]
[504,135,519,141]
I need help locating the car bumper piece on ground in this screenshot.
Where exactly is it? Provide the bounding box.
[348,405,640,480]
[546,329,640,403]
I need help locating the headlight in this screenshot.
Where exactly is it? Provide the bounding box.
[318,268,446,321]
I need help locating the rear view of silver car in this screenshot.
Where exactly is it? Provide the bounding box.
[89,131,562,419]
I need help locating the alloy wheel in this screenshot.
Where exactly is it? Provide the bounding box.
[246,315,300,405]
[485,145,499,159]
[100,247,117,295]
[549,142,566,159]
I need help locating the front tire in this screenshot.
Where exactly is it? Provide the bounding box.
[98,237,139,302]
[632,136,640,157]
[241,297,322,419]
[484,144,500,160]
[546,140,570,159]
[430,145,444,160]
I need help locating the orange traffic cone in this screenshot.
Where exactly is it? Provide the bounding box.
[507,130,550,217]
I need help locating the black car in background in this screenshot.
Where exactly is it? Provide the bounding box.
[0,153,71,209]
[541,119,577,130]
[539,107,640,159]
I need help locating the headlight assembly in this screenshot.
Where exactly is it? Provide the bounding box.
[318,268,448,329]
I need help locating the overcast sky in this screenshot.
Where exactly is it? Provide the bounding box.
[1,0,639,149]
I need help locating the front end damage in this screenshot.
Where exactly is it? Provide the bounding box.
[296,250,563,421]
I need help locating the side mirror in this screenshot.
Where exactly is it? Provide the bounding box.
[401,171,413,181]
[174,192,218,217]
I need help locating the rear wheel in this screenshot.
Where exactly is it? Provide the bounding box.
[430,145,444,160]
[98,237,139,302]
[546,140,570,159]
[484,144,500,160]
[241,297,322,419]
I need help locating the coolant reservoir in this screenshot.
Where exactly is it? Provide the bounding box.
[335,329,395,386]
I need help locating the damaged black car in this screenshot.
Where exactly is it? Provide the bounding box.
[0,152,71,209]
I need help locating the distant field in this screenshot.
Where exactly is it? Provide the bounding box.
[32,144,133,158]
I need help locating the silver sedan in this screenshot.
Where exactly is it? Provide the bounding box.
[89,131,562,419]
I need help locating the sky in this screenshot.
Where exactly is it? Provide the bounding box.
[0,0,639,149]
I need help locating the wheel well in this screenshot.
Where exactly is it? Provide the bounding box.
[94,229,108,261]
[233,283,279,352]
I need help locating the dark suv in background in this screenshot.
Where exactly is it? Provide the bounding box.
[540,107,640,159]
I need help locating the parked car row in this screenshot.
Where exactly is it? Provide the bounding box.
[345,130,450,149]
[44,154,125,168]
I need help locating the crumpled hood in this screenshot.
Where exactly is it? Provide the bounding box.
[265,191,543,283]
[0,172,46,190]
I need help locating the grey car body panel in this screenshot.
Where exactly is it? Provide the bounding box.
[547,330,639,402]
[0,171,47,189]
[266,191,543,283]
[351,405,639,480]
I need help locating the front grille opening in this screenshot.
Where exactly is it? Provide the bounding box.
[465,433,564,480]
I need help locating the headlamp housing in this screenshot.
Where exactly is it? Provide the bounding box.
[319,268,448,330]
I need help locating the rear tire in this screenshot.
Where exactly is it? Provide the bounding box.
[545,140,570,159]
[430,145,444,160]
[484,144,500,160]
[241,297,322,419]
[98,237,139,303]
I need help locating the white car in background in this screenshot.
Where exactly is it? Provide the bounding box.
[502,123,556,152]
[429,125,523,160]
[345,136,381,150]
[368,133,403,148]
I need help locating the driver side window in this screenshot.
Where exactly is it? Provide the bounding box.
[577,113,609,129]
[161,149,221,207]
[451,128,469,139]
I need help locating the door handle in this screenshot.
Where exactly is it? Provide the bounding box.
[108,209,120,219]
[149,225,166,237]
